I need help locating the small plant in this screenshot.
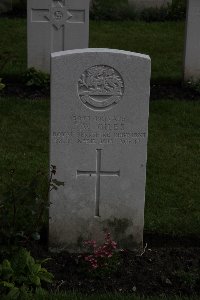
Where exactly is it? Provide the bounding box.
[82,232,122,277]
[23,68,50,90]
[0,165,64,248]
[0,78,5,91]
[0,248,53,299]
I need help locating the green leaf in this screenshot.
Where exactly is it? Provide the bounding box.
[14,275,28,285]
[1,260,14,280]
[7,287,20,299]
[0,78,5,91]
[28,274,41,286]
[19,284,32,298]
[11,249,29,274]
[27,254,35,273]
[0,280,15,288]
[2,259,12,271]
[38,257,52,265]
[32,263,41,274]
[38,269,54,283]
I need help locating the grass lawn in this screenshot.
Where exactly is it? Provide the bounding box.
[0,19,185,82]
[0,97,199,238]
[32,294,200,300]
[146,100,200,236]
[1,291,199,299]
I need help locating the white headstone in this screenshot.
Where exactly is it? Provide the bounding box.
[50,48,151,252]
[27,0,89,72]
[129,0,172,10]
[184,0,200,81]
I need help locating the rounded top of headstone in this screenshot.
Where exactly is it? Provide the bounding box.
[51,48,151,62]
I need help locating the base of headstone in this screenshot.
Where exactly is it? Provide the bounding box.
[49,216,144,253]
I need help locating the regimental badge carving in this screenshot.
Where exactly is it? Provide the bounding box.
[78,65,124,111]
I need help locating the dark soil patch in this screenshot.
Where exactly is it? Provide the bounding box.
[1,81,200,101]
[144,232,200,248]
[30,243,200,297]
[151,82,200,101]
[0,81,49,100]
[0,11,26,19]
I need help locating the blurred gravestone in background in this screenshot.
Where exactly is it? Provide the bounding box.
[27,0,90,72]
[89,0,186,21]
[128,0,172,10]
[0,0,12,13]
[184,0,200,82]
[90,0,130,20]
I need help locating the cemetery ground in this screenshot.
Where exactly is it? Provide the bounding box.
[0,18,200,299]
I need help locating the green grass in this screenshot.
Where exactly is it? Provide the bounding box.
[0,98,199,238]
[0,97,49,185]
[3,292,200,300]
[0,19,185,81]
[90,21,185,82]
[0,18,26,77]
[32,293,200,300]
[145,100,200,236]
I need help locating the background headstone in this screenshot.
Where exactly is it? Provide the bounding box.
[184,0,200,81]
[0,0,12,13]
[128,0,172,10]
[50,48,151,252]
[27,0,89,73]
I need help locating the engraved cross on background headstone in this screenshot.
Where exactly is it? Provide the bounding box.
[31,0,85,52]
[77,149,120,217]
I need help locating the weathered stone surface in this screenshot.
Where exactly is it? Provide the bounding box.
[128,0,172,10]
[49,49,151,252]
[27,0,89,72]
[0,0,12,13]
[184,0,200,81]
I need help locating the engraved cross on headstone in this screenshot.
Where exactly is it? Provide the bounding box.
[77,149,120,217]
[31,0,85,52]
